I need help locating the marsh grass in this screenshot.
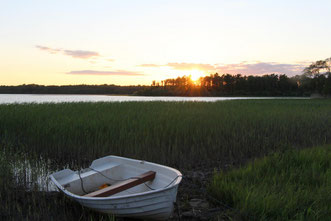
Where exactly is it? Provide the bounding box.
[0,99,331,170]
[209,145,331,220]
[0,148,116,221]
[1,99,331,220]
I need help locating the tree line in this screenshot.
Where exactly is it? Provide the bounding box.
[0,84,148,95]
[139,58,331,97]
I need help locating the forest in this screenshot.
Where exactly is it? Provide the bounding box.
[138,58,331,97]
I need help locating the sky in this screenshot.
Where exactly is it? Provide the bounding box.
[1,0,330,86]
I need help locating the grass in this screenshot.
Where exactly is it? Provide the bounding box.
[0,99,331,220]
[0,99,331,170]
[0,148,116,221]
[209,145,331,220]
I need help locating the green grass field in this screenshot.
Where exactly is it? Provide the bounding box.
[0,99,331,220]
[209,145,331,220]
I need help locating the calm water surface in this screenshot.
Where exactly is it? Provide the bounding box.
[0,94,308,104]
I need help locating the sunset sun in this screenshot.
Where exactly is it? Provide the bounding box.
[189,70,204,82]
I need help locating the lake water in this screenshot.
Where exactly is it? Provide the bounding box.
[0,94,308,104]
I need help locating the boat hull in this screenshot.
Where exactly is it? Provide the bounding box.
[73,186,178,220]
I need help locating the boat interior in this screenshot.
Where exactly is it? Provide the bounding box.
[51,156,180,197]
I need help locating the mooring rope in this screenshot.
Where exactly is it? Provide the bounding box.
[78,170,88,194]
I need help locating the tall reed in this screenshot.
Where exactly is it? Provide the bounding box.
[0,99,330,169]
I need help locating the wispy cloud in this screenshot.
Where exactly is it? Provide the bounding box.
[216,62,306,76]
[63,50,99,59]
[36,45,100,59]
[139,61,307,76]
[35,45,60,54]
[67,70,144,76]
[166,63,215,71]
[139,64,162,67]
[139,62,216,71]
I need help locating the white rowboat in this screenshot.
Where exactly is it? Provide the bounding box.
[49,156,182,220]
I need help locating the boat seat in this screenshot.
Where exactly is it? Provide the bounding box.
[59,162,121,188]
[84,171,156,197]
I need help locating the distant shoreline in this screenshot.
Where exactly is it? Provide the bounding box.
[0,93,309,97]
[0,84,321,97]
[0,84,146,96]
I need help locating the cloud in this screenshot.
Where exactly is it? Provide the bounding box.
[138,62,216,71]
[139,64,162,67]
[36,45,99,59]
[166,63,215,71]
[63,50,99,59]
[35,45,60,54]
[139,61,307,76]
[216,62,306,76]
[67,70,144,76]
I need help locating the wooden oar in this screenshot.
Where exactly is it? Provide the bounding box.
[84,171,156,197]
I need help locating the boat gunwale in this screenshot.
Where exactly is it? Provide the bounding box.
[49,155,182,201]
